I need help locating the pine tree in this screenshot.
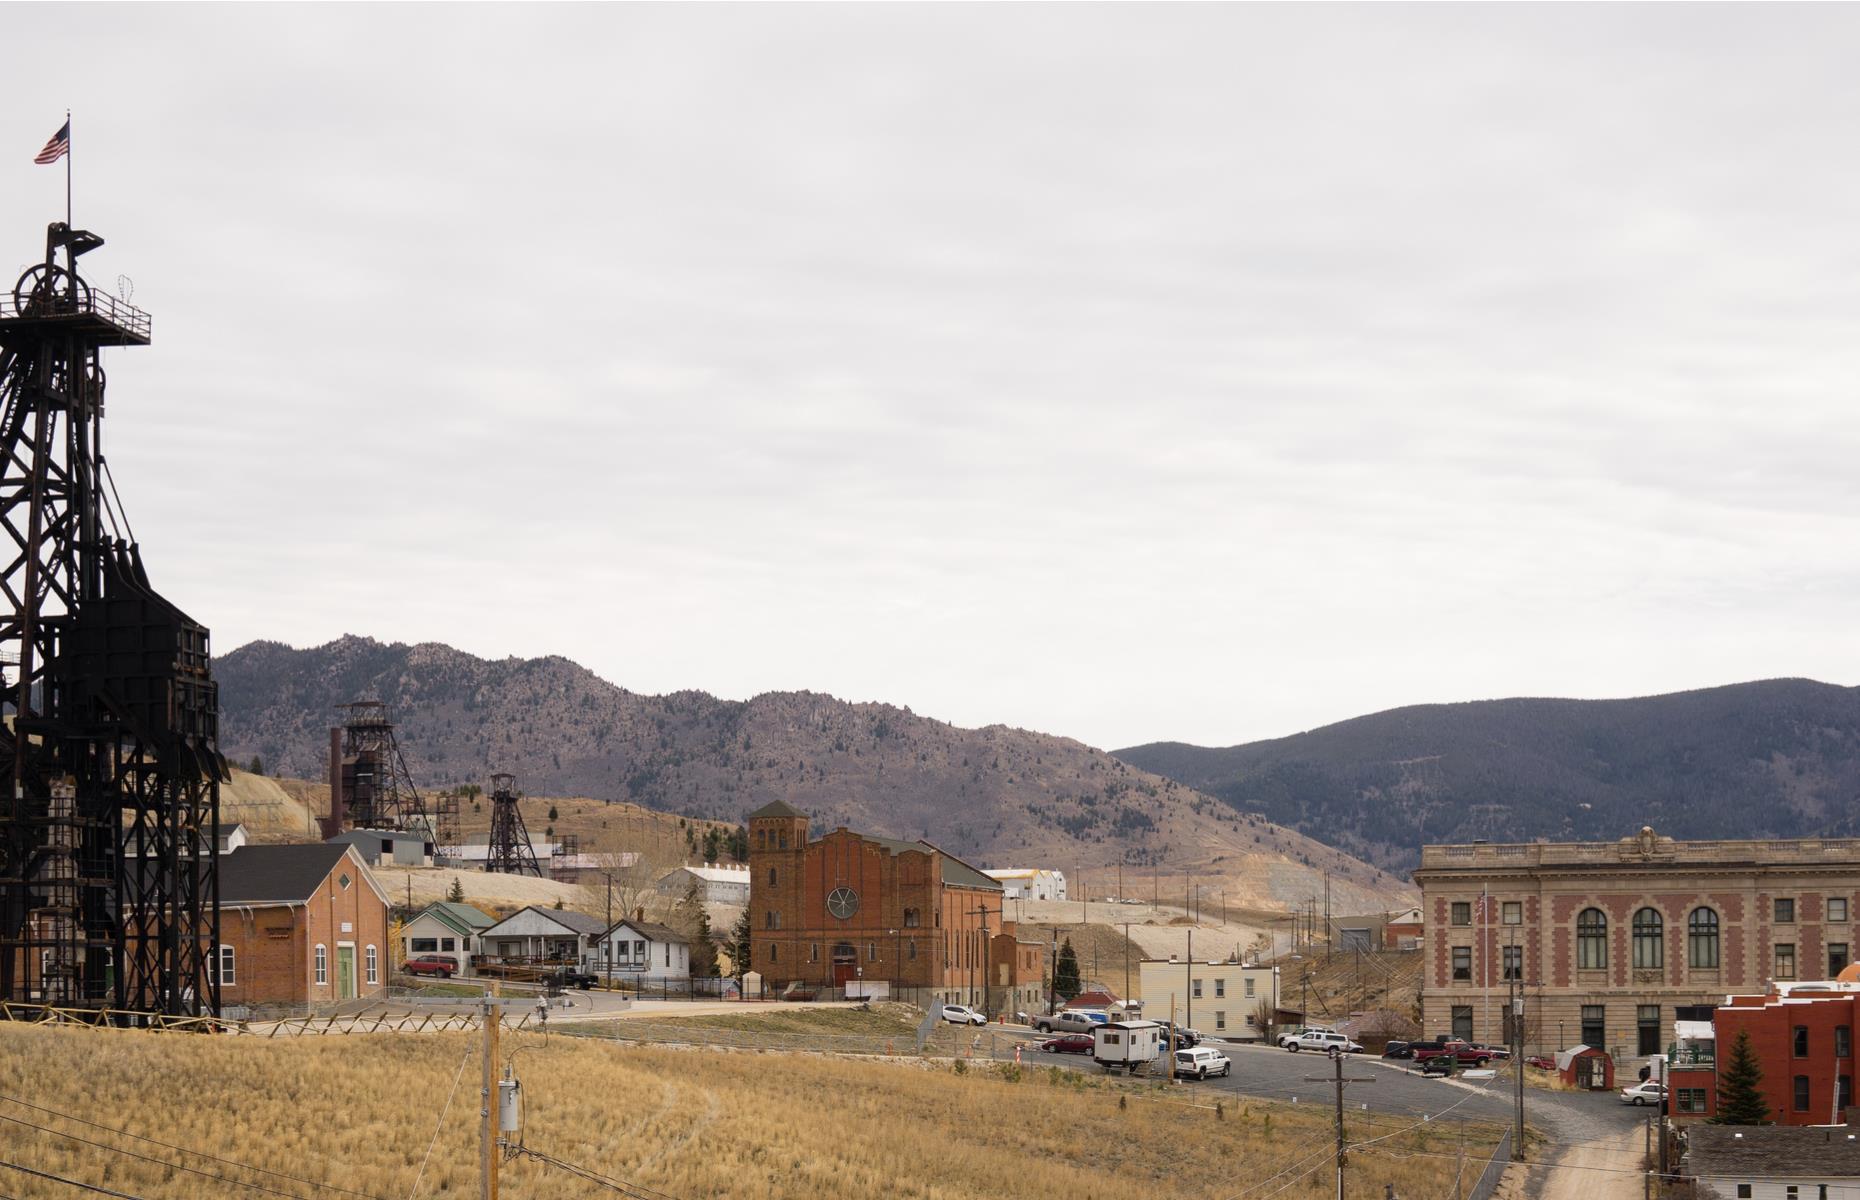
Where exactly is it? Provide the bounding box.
[247,755,264,776]
[690,903,719,978]
[446,876,465,903]
[730,907,753,980]
[1055,938,1081,999]
[1713,1029,1770,1125]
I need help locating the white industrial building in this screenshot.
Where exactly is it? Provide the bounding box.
[655,863,751,904]
[982,868,1067,902]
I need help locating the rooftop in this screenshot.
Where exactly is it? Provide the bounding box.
[220,844,358,905]
[1417,826,1860,873]
[1687,1124,1860,1178]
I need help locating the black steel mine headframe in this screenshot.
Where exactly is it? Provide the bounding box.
[484,772,542,876]
[324,701,456,858]
[0,222,226,1017]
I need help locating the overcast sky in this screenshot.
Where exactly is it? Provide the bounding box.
[7,5,1859,750]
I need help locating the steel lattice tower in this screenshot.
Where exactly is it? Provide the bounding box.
[324,701,456,858]
[484,773,542,876]
[0,223,225,1017]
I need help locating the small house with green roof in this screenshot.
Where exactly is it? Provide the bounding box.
[401,899,496,976]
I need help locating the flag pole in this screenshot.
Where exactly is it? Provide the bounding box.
[65,111,72,226]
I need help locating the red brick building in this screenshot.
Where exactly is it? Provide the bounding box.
[1668,983,1860,1125]
[746,801,1045,1015]
[1414,827,1860,1062]
[218,844,391,1009]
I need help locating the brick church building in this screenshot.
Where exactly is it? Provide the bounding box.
[746,800,1046,1015]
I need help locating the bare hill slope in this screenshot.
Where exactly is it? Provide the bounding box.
[214,635,1413,912]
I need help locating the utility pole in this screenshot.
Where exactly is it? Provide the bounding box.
[1122,921,1131,1000]
[481,996,499,1200]
[1324,874,1332,963]
[1186,928,1194,1033]
[1511,979,1526,1162]
[1304,1049,1375,1200]
[601,872,614,989]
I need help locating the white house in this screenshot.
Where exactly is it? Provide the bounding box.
[594,913,691,985]
[400,900,495,974]
[981,868,1067,902]
[1686,1124,1860,1198]
[1138,958,1281,1041]
[655,863,750,904]
[477,905,607,965]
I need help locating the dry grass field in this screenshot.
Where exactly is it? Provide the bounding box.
[0,1021,1503,1200]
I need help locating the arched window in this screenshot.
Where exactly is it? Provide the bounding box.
[1632,908,1664,970]
[365,945,378,986]
[314,944,328,986]
[1577,908,1608,970]
[1689,907,1720,969]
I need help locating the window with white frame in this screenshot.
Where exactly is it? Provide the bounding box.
[366,945,378,985]
[218,945,235,986]
[1245,977,1256,998]
[314,944,328,986]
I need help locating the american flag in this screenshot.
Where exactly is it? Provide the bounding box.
[33,120,69,165]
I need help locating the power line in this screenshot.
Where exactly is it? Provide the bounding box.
[508,1146,684,1200]
[0,1111,335,1200]
[0,1158,151,1200]
[0,1093,384,1200]
[407,1040,475,1200]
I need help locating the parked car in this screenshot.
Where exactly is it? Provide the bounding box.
[543,967,597,990]
[1525,1055,1557,1071]
[941,1004,987,1026]
[1284,1031,1365,1054]
[1154,1021,1202,1048]
[1278,1025,1338,1048]
[1620,1081,1667,1106]
[1381,1040,1414,1060]
[1418,1055,1456,1077]
[1469,1043,1511,1061]
[1040,1033,1094,1054]
[1032,1010,1102,1035]
[403,956,456,978]
[1174,1046,1233,1079]
[1404,1038,1498,1067]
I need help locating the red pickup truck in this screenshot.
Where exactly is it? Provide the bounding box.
[1416,1039,1508,1068]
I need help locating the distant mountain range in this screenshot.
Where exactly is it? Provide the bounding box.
[213,636,1414,913]
[1115,679,1860,873]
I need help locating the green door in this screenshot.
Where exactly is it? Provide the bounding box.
[338,946,356,999]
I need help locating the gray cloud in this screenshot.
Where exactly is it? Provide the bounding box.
[6,4,1859,749]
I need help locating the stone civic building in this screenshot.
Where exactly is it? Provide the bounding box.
[1414,826,1860,1063]
[746,800,1046,1015]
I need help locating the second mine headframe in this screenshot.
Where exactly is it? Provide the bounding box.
[0,223,227,1018]
[324,701,456,859]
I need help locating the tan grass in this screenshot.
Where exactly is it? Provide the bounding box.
[0,1022,1500,1199]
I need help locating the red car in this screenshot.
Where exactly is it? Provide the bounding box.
[404,956,456,978]
[1525,1055,1557,1071]
[1040,1033,1094,1054]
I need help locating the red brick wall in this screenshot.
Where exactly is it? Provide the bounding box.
[1710,994,1860,1125]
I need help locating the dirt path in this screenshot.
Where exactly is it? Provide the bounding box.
[1515,1126,1646,1200]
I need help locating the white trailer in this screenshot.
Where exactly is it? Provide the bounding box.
[1094,1019,1164,1075]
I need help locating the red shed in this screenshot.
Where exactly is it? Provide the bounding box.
[1556,1045,1614,1091]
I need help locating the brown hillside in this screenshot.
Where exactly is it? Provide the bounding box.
[216,636,1413,912]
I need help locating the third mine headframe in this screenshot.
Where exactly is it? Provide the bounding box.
[0,222,227,1019]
